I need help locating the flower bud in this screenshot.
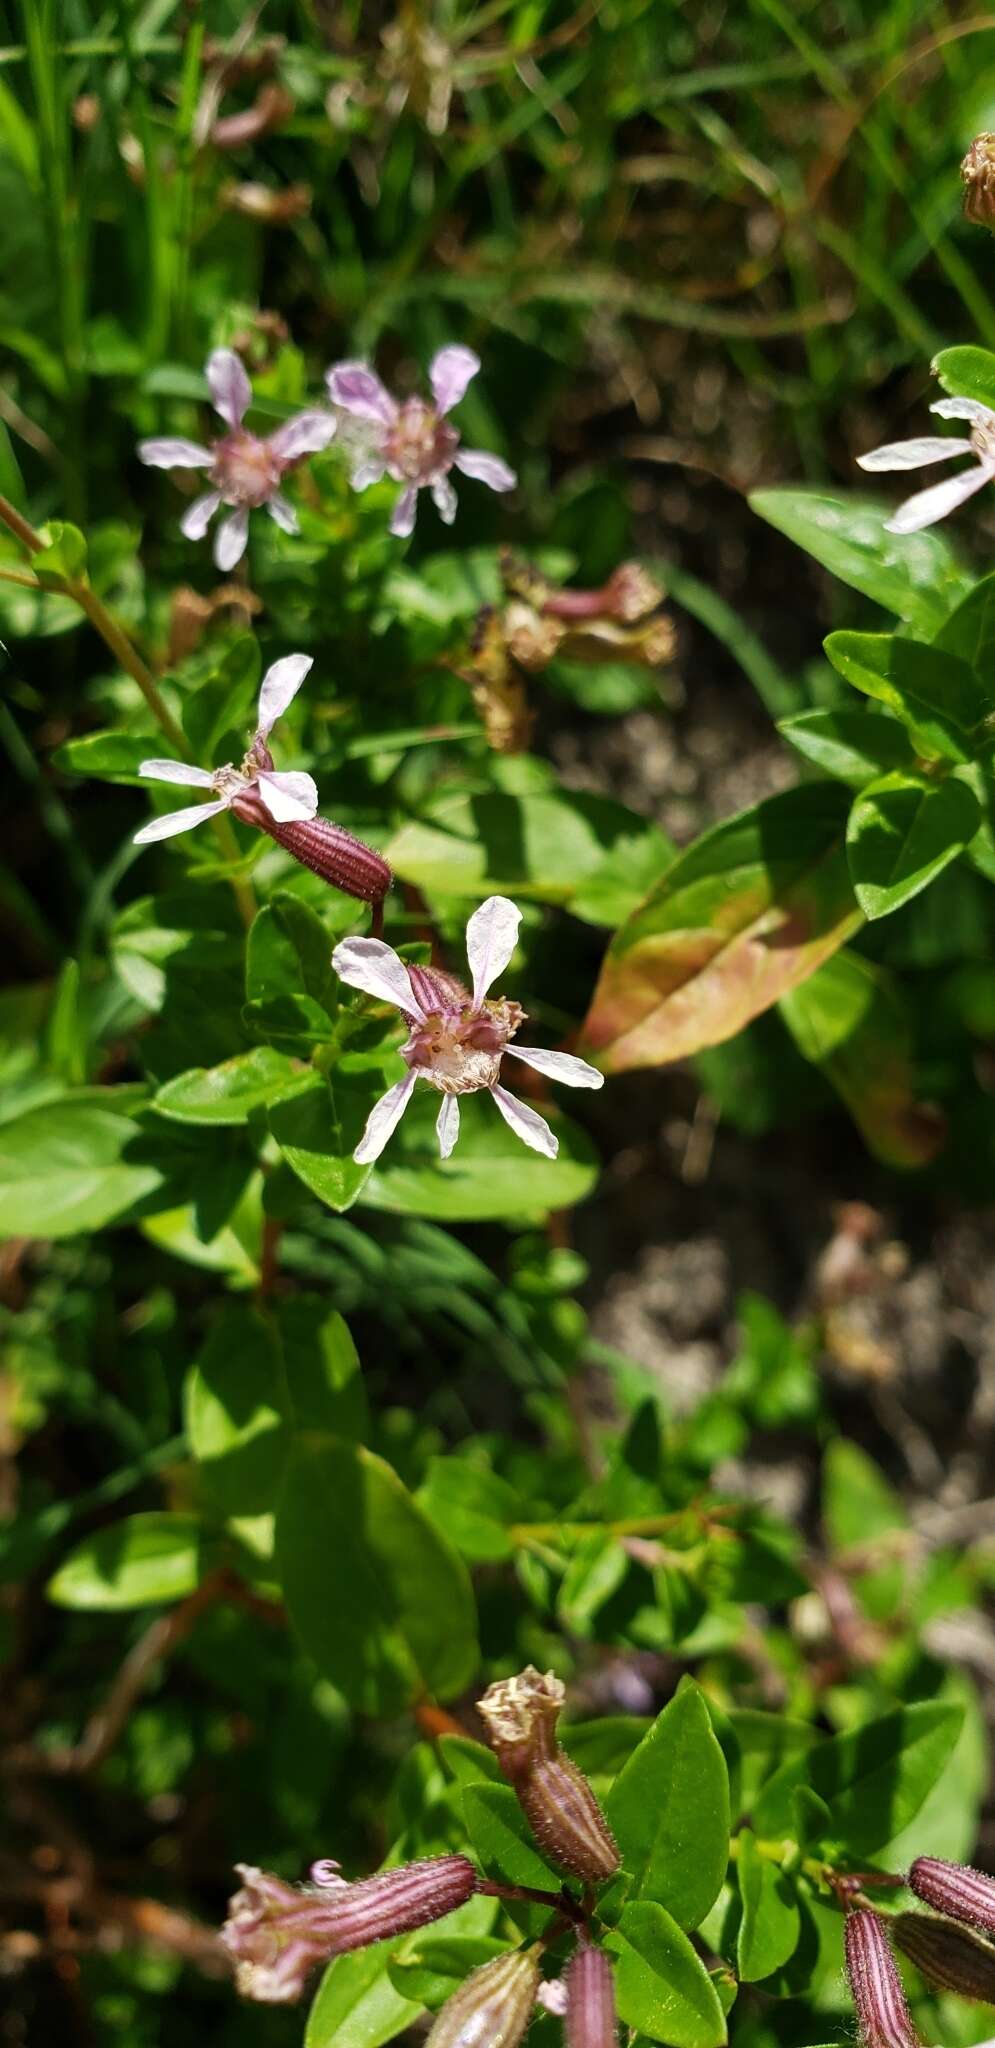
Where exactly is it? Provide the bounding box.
[222,1854,478,2003]
[231,786,391,903]
[477,1668,620,1885]
[425,1945,542,2048]
[962,135,995,229]
[565,1946,618,2048]
[908,1856,995,1933]
[844,1909,921,2048]
[891,1912,995,2002]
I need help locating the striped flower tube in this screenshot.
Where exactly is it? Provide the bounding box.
[222,1854,478,2004]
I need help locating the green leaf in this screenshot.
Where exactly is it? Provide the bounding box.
[752,1701,965,1853]
[47,1513,207,1609]
[306,1943,422,2048]
[750,489,970,632]
[418,1457,520,1563]
[735,1831,801,1982]
[932,345,995,410]
[461,1782,562,1891]
[846,772,980,919]
[51,730,154,782]
[269,1072,386,1213]
[387,1936,511,2011]
[932,568,995,692]
[246,891,338,1009]
[34,519,87,581]
[0,1089,166,1237]
[182,634,260,760]
[822,1441,906,1552]
[824,633,988,762]
[275,1437,478,1713]
[581,784,861,1072]
[360,1086,599,1223]
[778,709,913,789]
[155,1047,302,1125]
[185,1306,288,1516]
[779,951,947,1167]
[557,1530,629,1634]
[605,1902,728,2048]
[278,1298,367,1442]
[723,1710,819,1811]
[605,1683,730,1929]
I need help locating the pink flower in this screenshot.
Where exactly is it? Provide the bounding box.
[135,654,317,844]
[856,398,995,533]
[332,896,603,1164]
[326,344,516,538]
[138,348,336,568]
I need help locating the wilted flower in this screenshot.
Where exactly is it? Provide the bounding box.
[326,345,516,538]
[135,654,317,844]
[908,1855,995,1933]
[844,1908,922,2048]
[332,897,603,1164]
[139,348,335,568]
[891,1910,995,2001]
[565,1946,619,2048]
[424,1946,542,2048]
[477,1667,620,1885]
[857,398,995,535]
[962,134,995,228]
[222,1854,478,2005]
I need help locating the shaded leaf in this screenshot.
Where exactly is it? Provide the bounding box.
[606,1683,730,1929]
[750,489,969,632]
[778,709,913,789]
[846,772,980,919]
[605,1901,728,2048]
[48,1513,207,1609]
[824,633,988,762]
[155,1046,302,1125]
[752,1702,965,1854]
[779,951,946,1166]
[736,1830,801,1981]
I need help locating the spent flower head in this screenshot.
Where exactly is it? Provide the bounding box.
[135,654,316,844]
[857,397,995,534]
[332,896,603,1164]
[326,344,515,538]
[139,347,336,568]
[962,134,995,228]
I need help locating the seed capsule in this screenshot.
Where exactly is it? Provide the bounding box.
[565,1946,618,2048]
[908,1856,995,1933]
[425,1946,542,2048]
[892,1911,995,2001]
[844,1909,921,2048]
[222,1854,478,2003]
[477,1668,620,1885]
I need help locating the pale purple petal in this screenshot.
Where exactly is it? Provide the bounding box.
[180,490,222,540]
[505,1044,604,1089]
[857,437,971,472]
[431,476,458,524]
[139,759,216,789]
[453,448,516,491]
[465,895,522,1006]
[266,492,299,535]
[931,397,995,424]
[332,937,425,1020]
[351,455,387,490]
[138,438,212,470]
[429,344,480,415]
[354,1072,417,1164]
[207,347,252,429]
[885,461,994,533]
[214,505,250,570]
[489,1084,558,1158]
[134,796,231,845]
[326,362,398,427]
[390,486,419,538]
[256,653,313,736]
[436,1094,460,1159]
[267,410,337,460]
[256,770,319,823]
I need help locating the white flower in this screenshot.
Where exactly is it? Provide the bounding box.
[134,654,317,844]
[138,348,336,568]
[326,345,516,538]
[332,896,603,1164]
[856,397,995,533]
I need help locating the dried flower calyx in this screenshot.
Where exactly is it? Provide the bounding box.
[891,1910,995,2002]
[425,1944,542,2048]
[477,1667,620,1885]
[962,134,995,228]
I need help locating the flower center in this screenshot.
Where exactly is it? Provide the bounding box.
[211,430,284,507]
[384,399,459,483]
[404,997,524,1096]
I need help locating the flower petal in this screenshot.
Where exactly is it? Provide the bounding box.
[267,409,337,460]
[351,455,387,490]
[256,770,319,823]
[326,361,397,427]
[505,1044,605,1089]
[856,436,971,472]
[931,397,995,424]
[256,653,313,735]
[267,493,299,534]
[214,505,250,570]
[332,937,425,1019]
[489,1084,558,1158]
[453,448,516,491]
[207,347,252,428]
[389,485,419,538]
[354,1072,417,1164]
[429,344,480,415]
[138,437,212,470]
[436,1094,460,1159]
[180,490,222,540]
[885,461,993,534]
[431,475,458,524]
[465,895,522,1005]
[139,758,216,788]
[134,796,231,844]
